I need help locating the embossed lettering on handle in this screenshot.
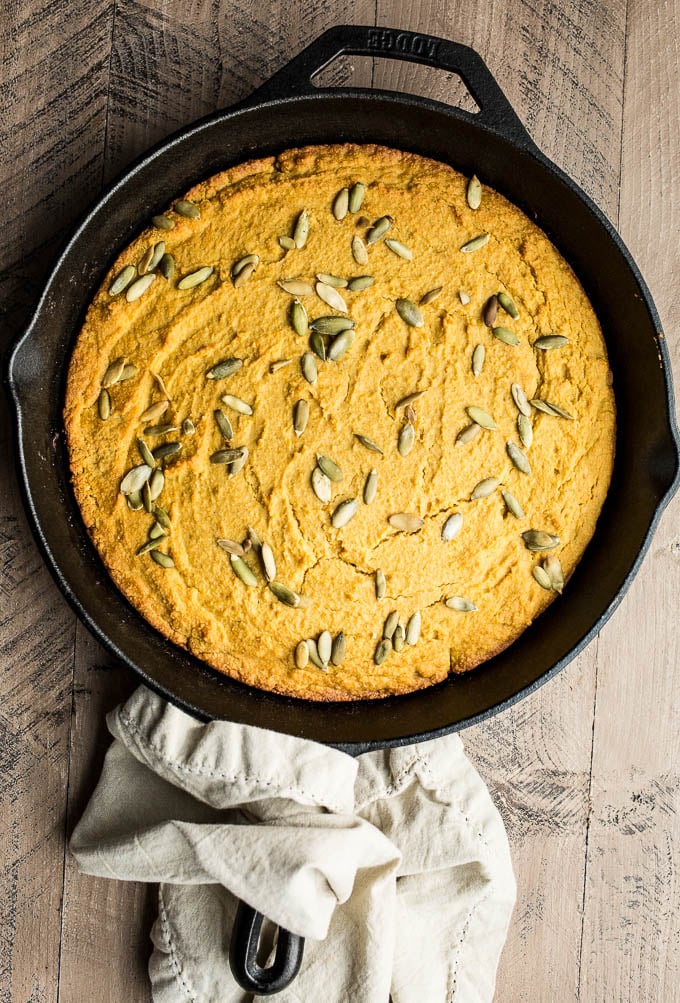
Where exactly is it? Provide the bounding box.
[367,27,440,60]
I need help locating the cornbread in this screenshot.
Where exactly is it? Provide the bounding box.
[64,143,615,700]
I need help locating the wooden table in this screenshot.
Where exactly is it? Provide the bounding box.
[2,2,679,1000]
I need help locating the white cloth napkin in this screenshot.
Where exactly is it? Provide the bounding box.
[70,686,516,1002]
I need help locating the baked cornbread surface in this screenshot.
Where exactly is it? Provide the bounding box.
[64,144,615,700]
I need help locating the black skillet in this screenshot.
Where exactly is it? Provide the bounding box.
[6,25,680,995]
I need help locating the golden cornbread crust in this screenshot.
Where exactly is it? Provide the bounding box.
[64,144,615,701]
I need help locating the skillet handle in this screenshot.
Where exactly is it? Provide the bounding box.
[229,900,305,995]
[243,24,536,150]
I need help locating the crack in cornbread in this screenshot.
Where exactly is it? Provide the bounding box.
[64,144,615,700]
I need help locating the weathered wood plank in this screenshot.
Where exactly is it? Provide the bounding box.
[578,0,680,998]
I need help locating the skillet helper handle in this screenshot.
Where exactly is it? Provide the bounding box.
[245,24,536,150]
[229,900,305,995]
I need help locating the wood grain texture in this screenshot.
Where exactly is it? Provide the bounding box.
[1,1,679,1001]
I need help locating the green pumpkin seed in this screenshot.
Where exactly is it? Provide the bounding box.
[471,476,499,499]
[152,442,181,460]
[228,450,249,476]
[483,295,498,327]
[295,640,310,668]
[159,253,175,280]
[207,357,243,380]
[142,480,153,513]
[145,241,166,273]
[153,506,170,530]
[333,187,349,220]
[137,438,155,467]
[137,539,161,555]
[420,286,443,305]
[139,401,169,424]
[459,290,471,305]
[309,331,327,361]
[444,596,477,612]
[149,521,166,541]
[385,238,413,260]
[383,610,399,640]
[177,266,213,290]
[406,611,421,645]
[375,569,386,600]
[110,264,136,295]
[442,512,463,541]
[175,199,200,219]
[393,625,405,652]
[233,260,257,288]
[466,174,482,210]
[148,468,164,501]
[472,344,485,376]
[398,423,415,456]
[310,315,355,335]
[221,394,253,415]
[354,434,383,455]
[522,529,560,552]
[102,357,126,387]
[311,466,332,503]
[396,298,423,327]
[518,413,533,448]
[316,281,348,313]
[182,417,195,435]
[301,353,316,386]
[530,398,574,420]
[533,565,553,590]
[278,278,314,296]
[396,390,426,409]
[279,235,295,250]
[466,405,497,430]
[351,235,369,265]
[497,291,519,318]
[305,638,326,670]
[511,383,532,416]
[363,468,378,505]
[144,422,177,436]
[269,358,291,373]
[151,214,175,230]
[120,464,152,495]
[366,215,392,244]
[293,399,309,436]
[331,632,346,666]
[119,364,136,383]
[331,498,358,528]
[327,329,355,361]
[230,554,257,586]
[347,275,374,292]
[544,555,564,593]
[127,491,143,511]
[317,273,348,288]
[291,298,308,336]
[348,182,365,213]
[461,233,489,253]
[211,446,248,465]
[152,371,170,398]
[150,550,174,568]
[388,513,424,533]
[317,455,342,482]
[317,630,332,665]
[456,423,482,446]
[293,209,309,248]
[98,388,111,420]
[214,409,234,440]
[534,335,569,350]
[507,441,531,475]
[374,638,392,665]
[502,489,524,519]
[260,541,276,582]
[125,273,156,301]
[269,581,301,607]
[217,538,245,557]
[493,326,520,346]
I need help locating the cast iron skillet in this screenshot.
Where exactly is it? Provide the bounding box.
[6,25,680,995]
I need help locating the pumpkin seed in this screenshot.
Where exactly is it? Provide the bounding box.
[311,466,332,503]
[522,529,560,552]
[471,476,499,499]
[154,506,171,529]
[348,182,365,213]
[293,209,309,248]
[459,290,471,305]
[534,335,569,350]
[507,441,531,475]
[279,235,295,250]
[102,357,126,387]
[395,298,423,327]
[278,278,314,296]
[363,468,378,504]
[214,408,234,440]
[159,252,175,280]
[228,449,249,476]
[497,291,519,318]
[375,638,392,665]
[206,358,243,380]
[269,358,291,373]
[456,423,482,446]
[533,565,553,590]
[530,398,574,420]
[120,464,152,495]
[385,238,413,260]
[383,611,399,640]
[466,406,497,430]
[317,455,343,481]
[304,638,325,670]
[177,266,213,290]
[518,413,533,448]
[461,233,489,253]
[139,400,169,424]
[331,498,358,528]
[354,434,383,455]
[501,489,524,519]
[406,611,421,645]
[301,352,317,384]
[316,281,347,313]
[472,344,485,376]
[247,526,261,550]
[493,326,520,346]
[269,581,301,607]
[294,640,309,668]
[142,481,153,513]
[310,315,354,335]
[331,632,346,666]
[110,264,136,295]
[146,241,166,273]
[544,555,564,593]
[352,235,369,265]
[233,261,257,288]
[144,423,178,436]
[149,522,166,541]
[309,331,327,361]
[393,625,405,652]
[317,630,332,666]
[134,247,152,273]
[150,550,174,568]
[230,554,257,586]
[290,298,308,336]
[148,468,164,500]
[375,569,386,600]
[152,442,181,460]
[119,363,136,382]
[98,388,111,419]
[127,491,143,511]
[260,542,276,582]
[317,273,348,288]
[333,187,349,220]
[137,539,161,556]
[182,417,195,435]
[293,399,309,436]
[211,446,248,464]
[467,174,482,210]
[396,390,426,409]
[152,371,171,398]
[175,199,200,219]
[152,214,175,230]
[221,394,253,415]
[442,512,463,541]
[327,329,355,361]
[445,596,478,612]
[217,538,245,557]
[366,215,392,244]
[388,513,424,533]
[511,383,532,416]
[483,295,498,327]
[398,423,415,456]
[420,286,443,305]
[137,438,155,467]
[347,274,374,292]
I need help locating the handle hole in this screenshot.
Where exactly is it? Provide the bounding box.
[312,55,479,114]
